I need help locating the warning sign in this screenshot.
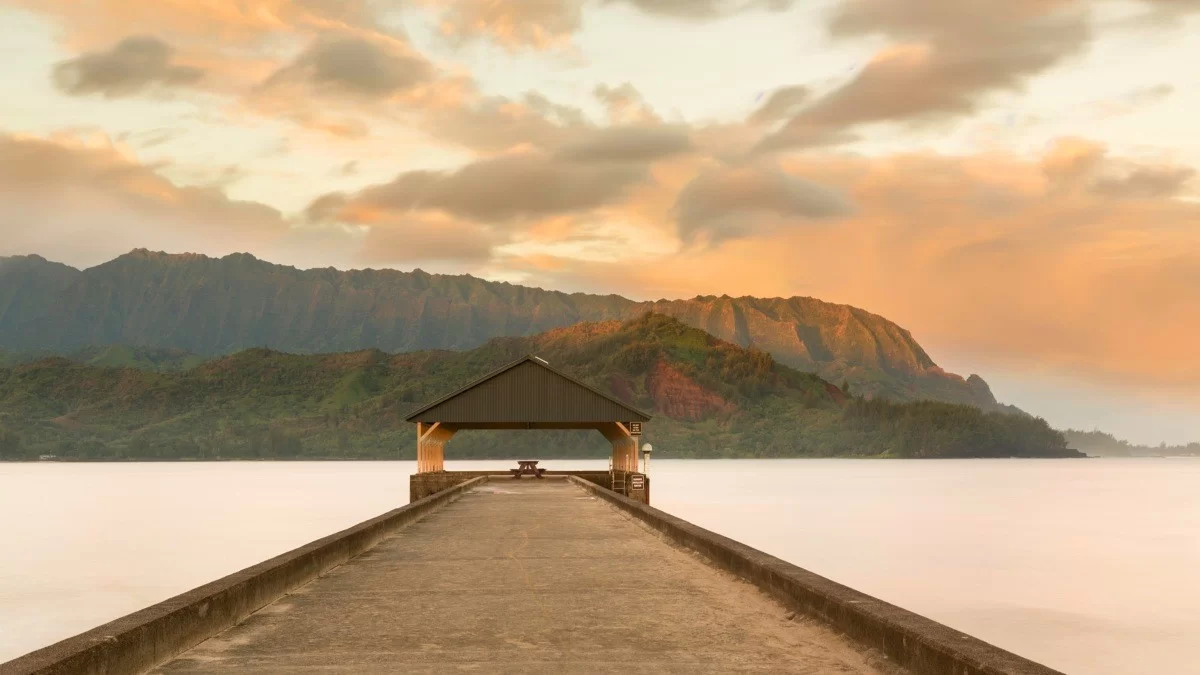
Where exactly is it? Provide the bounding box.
[629,422,642,434]
[630,474,645,490]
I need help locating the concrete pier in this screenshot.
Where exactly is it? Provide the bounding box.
[154,479,886,673]
[4,476,1063,675]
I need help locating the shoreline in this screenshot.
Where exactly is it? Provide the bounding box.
[1,454,1122,464]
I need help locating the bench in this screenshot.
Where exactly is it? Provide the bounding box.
[510,460,546,479]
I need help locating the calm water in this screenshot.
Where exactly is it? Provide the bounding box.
[1,459,1198,673]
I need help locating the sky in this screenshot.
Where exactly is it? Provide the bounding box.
[0,0,1197,445]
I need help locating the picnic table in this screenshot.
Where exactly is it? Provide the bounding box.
[510,460,546,479]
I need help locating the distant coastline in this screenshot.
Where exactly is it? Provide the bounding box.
[3,454,1110,464]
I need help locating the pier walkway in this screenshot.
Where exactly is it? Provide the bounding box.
[155,480,887,674]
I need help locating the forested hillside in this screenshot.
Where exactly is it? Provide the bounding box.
[0,314,1079,461]
[1062,429,1200,457]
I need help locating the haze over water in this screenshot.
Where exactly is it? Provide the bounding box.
[1,459,1197,674]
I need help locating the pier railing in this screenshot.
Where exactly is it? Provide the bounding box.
[571,476,1063,675]
[1,478,486,675]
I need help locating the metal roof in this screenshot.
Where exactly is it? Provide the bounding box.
[405,355,652,425]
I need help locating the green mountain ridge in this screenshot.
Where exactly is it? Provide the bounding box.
[0,314,1079,461]
[0,249,999,408]
[0,345,204,371]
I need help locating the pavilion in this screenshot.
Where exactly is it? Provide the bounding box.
[405,355,652,501]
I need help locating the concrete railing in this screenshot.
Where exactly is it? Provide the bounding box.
[1,476,488,675]
[570,476,1064,675]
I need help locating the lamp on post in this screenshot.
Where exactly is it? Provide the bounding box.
[641,443,653,475]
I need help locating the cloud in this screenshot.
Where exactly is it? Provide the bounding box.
[262,37,434,98]
[510,138,1200,392]
[1129,0,1200,22]
[759,0,1091,150]
[673,163,853,244]
[747,85,810,126]
[238,31,471,139]
[52,36,204,98]
[0,132,288,265]
[594,83,659,124]
[19,0,423,108]
[420,92,590,153]
[1041,136,1105,181]
[1080,84,1175,120]
[554,126,694,163]
[302,145,671,263]
[309,150,646,225]
[1124,83,1175,106]
[1091,166,1195,199]
[606,0,798,19]
[1041,137,1196,198]
[416,0,801,50]
[415,0,584,51]
[420,85,682,163]
[12,0,408,48]
[358,217,499,264]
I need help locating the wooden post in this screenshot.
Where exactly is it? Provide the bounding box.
[416,422,445,473]
[416,422,424,473]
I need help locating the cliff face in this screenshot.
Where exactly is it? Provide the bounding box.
[0,250,998,407]
[641,295,995,406]
[0,254,81,333]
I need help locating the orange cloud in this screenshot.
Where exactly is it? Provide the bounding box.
[410,0,805,51]
[0,131,291,264]
[504,139,1200,393]
[13,0,440,130]
[416,0,583,51]
[7,0,404,49]
[357,214,499,265]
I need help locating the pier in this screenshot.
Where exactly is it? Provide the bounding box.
[156,479,883,673]
[2,356,1064,675]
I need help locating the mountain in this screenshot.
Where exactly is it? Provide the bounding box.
[0,249,998,407]
[0,314,1078,461]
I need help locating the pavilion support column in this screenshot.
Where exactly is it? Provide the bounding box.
[416,423,425,473]
[422,424,455,472]
[416,422,448,473]
[619,432,638,470]
[601,422,641,473]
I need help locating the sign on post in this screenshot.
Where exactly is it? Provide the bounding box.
[630,474,645,490]
[629,422,642,435]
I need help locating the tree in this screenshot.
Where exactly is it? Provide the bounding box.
[0,426,22,459]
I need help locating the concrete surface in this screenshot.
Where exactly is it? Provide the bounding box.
[0,478,486,675]
[572,477,1064,675]
[408,471,613,502]
[156,479,891,674]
